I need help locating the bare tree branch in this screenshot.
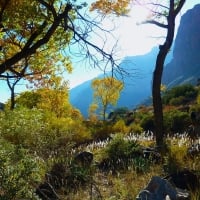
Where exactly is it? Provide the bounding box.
[142,20,168,28]
[174,0,186,16]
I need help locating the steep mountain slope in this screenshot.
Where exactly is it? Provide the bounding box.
[70,4,200,117]
[70,79,93,116]
[70,47,172,116]
[162,4,200,87]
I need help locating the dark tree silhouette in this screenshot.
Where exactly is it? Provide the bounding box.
[149,0,186,148]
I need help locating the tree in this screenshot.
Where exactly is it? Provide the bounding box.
[5,74,21,110]
[145,0,186,148]
[15,80,72,118]
[0,0,72,75]
[0,0,120,101]
[90,0,131,15]
[91,77,124,120]
[91,0,186,148]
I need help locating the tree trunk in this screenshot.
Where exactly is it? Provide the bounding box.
[10,87,15,110]
[103,105,107,121]
[6,75,20,110]
[152,0,183,148]
[153,45,169,147]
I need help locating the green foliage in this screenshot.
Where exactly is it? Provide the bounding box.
[0,140,44,199]
[105,134,138,160]
[108,107,129,121]
[163,110,190,134]
[15,91,41,109]
[130,107,153,133]
[129,123,143,134]
[169,95,185,106]
[65,163,92,192]
[162,84,197,105]
[98,134,149,173]
[112,119,129,134]
[140,114,154,132]
[0,106,90,158]
[0,107,47,150]
[163,144,188,174]
[88,121,113,140]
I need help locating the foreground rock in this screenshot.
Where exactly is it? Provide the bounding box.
[74,151,93,166]
[136,176,190,200]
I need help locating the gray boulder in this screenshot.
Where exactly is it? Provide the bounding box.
[74,151,93,167]
[136,176,190,200]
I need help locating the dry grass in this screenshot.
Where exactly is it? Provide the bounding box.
[59,164,163,200]
[58,135,200,200]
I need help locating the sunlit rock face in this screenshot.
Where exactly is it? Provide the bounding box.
[162,4,200,87]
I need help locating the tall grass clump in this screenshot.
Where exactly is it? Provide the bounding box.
[97,134,150,173]
[163,143,188,174]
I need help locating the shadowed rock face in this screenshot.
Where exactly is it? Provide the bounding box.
[136,169,200,200]
[136,176,192,200]
[136,176,189,200]
[163,4,200,87]
[165,169,200,192]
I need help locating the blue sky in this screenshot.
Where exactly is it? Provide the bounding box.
[1,0,200,103]
[65,0,200,89]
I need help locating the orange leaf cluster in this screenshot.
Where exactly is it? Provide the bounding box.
[90,0,132,16]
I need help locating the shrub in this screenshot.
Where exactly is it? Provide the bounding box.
[162,84,197,105]
[97,134,149,173]
[0,107,47,151]
[163,144,188,174]
[0,140,44,199]
[0,107,91,158]
[163,110,190,134]
[169,96,185,106]
[46,115,91,145]
[140,114,154,132]
[129,123,143,134]
[112,119,129,134]
[44,161,92,195]
[89,121,113,140]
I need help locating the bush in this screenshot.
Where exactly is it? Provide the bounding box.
[163,110,190,134]
[40,161,92,196]
[0,107,91,158]
[89,121,113,140]
[129,123,143,134]
[112,119,129,134]
[163,144,188,174]
[169,96,185,106]
[0,140,44,199]
[162,84,197,105]
[140,115,154,132]
[97,134,149,173]
[0,107,47,151]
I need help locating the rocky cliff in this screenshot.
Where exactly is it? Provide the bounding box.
[70,4,200,117]
[162,4,200,87]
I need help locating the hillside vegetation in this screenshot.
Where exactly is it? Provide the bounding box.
[0,83,200,199]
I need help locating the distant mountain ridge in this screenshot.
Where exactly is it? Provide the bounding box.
[70,47,172,116]
[70,4,200,117]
